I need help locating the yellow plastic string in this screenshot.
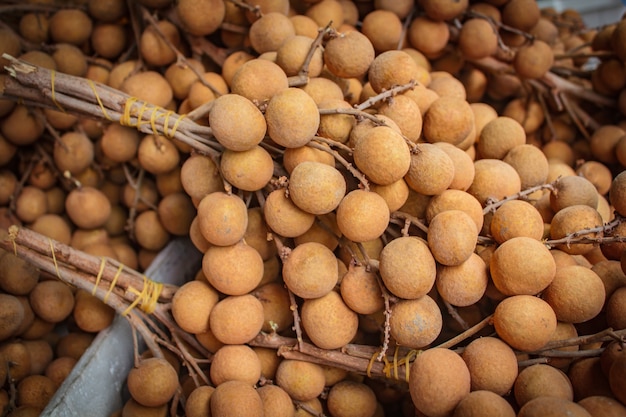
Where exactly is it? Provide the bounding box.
[135,101,149,130]
[50,70,65,112]
[122,276,163,316]
[92,257,107,296]
[87,80,113,121]
[149,107,164,137]
[120,97,139,127]
[103,263,124,304]
[368,348,420,381]
[119,97,184,139]
[163,110,172,138]
[48,238,62,280]
[169,114,186,138]
[8,225,19,256]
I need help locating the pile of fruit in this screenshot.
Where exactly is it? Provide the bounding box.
[1,0,626,416]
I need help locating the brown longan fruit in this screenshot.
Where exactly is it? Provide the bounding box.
[579,395,626,417]
[542,265,605,324]
[243,207,276,261]
[503,144,549,190]
[317,98,354,143]
[423,96,474,146]
[210,344,261,386]
[45,356,77,388]
[326,380,378,417]
[211,380,263,417]
[606,286,626,331]
[420,0,468,20]
[210,294,264,344]
[254,282,293,333]
[53,131,94,176]
[265,87,320,148]
[283,143,335,174]
[249,12,295,54]
[370,179,410,213]
[336,189,390,243]
[377,95,423,143]
[1,105,45,146]
[294,212,342,252]
[120,70,173,109]
[209,94,267,152]
[177,0,224,36]
[230,59,289,104]
[263,189,316,238]
[361,10,402,54]
[453,390,516,417]
[0,170,16,207]
[390,295,442,348]
[427,210,478,266]
[490,200,545,244]
[121,398,167,417]
[0,294,24,341]
[404,143,455,195]
[184,386,215,417]
[87,0,127,22]
[339,264,384,315]
[514,40,554,79]
[462,336,518,396]
[51,43,87,76]
[171,280,219,334]
[514,364,574,407]
[518,397,592,417]
[425,190,483,232]
[436,252,488,307]
[502,98,545,135]
[29,280,75,324]
[409,348,471,417]
[408,16,450,58]
[502,0,540,31]
[18,13,49,44]
[550,205,603,255]
[134,210,170,251]
[458,18,498,60]
[49,9,92,45]
[379,236,436,300]
[137,135,180,176]
[576,161,612,196]
[203,241,263,296]
[591,260,626,300]
[569,357,614,400]
[305,0,344,28]
[301,290,358,349]
[494,295,557,351]
[72,289,115,333]
[180,154,222,204]
[610,170,626,217]
[156,192,195,237]
[0,252,40,296]
[276,359,326,402]
[467,159,521,205]
[289,161,346,214]
[257,384,295,417]
[324,30,375,79]
[0,134,17,167]
[127,357,179,408]
[16,375,56,410]
[196,192,248,246]
[301,76,345,105]
[478,116,526,160]
[367,50,419,93]
[0,342,31,382]
[276,35,324,77]
[550,175,598,213]
[220,146,274,192]
[433,142,475,191]
[283,241,338,299]
[100,124,139,163]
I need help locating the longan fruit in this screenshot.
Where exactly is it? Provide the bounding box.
[576,161,612,196]
[503,144,549,190]
[230,59,289,104]
[1,105,45,147]
[0,252,40,295]
[210,380,264,417]
[301,290,358,349]
[127,357,178,408]
[420,0,468,20]
[427,210,478,266]
[0,342,31,382]
[361,10,402,52]
[276,35,324,77]
[606,286,626,331]
[244,207,277,261]
[404,143,455,195]
[210,344,261,386]
[502,98,545,135]
[591,260,626,300]
[177,0,225,36]
[367,50,419,93]
[501,0,540,31]
[490,200,545,243]
[72,289,115,333]
[550,175,599,213]
[0,294,24,341]
[283,143,335,174]
[29,280,75,324]
[610,170,626,217]
[515,364,574,407]
[120,71,173,109]
[122,178,159,213]
[203,241,264,296]
[389,295,442,348]
[317,98,353,143]
[100,124,140,164]
[180,154,222,203]
[209,93,267,151]
[254,282,293,333]
[425,189,484,232]
[133,210,170,251]
[579,395,626,417]
[283,241,338,299]
[257,384,295,417]
[137,135,180,176]
[263,189,316,238]
[265,87,320,148]
[249,12,295,54]
[550,205,603,255]
[301,76,345,105]
[16,374,56,410]
[542,264,605,323]
[209,294,264,344]
[518,397,592,417]
[155,192,194,237]
[379,236,436,299]
[478,116,526,160]
[276,359,326,402]
[49,8,92,45]
[196,192,248,246]
[289,161,346,214]
[370,179,410,212]
[467,159,521,205]
[569,357,614,400]
[51,43,88,76]
[305,0,344,28]
[0,170,16,207]
[336,189,390,243]
[461,336,518,396]
[171,280,219,334]
[327,380,377,417]
[339,264,384,315]
[431,142,475,191]
[45,356,77,388]
[514,40,554,79]
[436,252,488,307]
[493,295,557,351]
[163,59,204,101]
[409,348,471,417]
[324,30,375,79]
[18,13,49,44]
[422,97,474,146]
[453,390,516,417]
[458,18,498,60]
[290,14,319,38]
[408,16,450,57]
[120,398,167,417]
[220,146,274,192]
[294,212,342,251]
[184,386,215,417]
[377,95,423,143]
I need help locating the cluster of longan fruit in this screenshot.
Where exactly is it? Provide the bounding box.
[2,0,626,416]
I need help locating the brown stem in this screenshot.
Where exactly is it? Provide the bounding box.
[389,211,429,234]
[435,314,494,349]
[288,22,334,87]
[307,139,369,191]
[482,181,558,214]
[444,300,469,331]
[355,81,417,111]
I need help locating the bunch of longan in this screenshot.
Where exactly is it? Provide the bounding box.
[3,0,626,416]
